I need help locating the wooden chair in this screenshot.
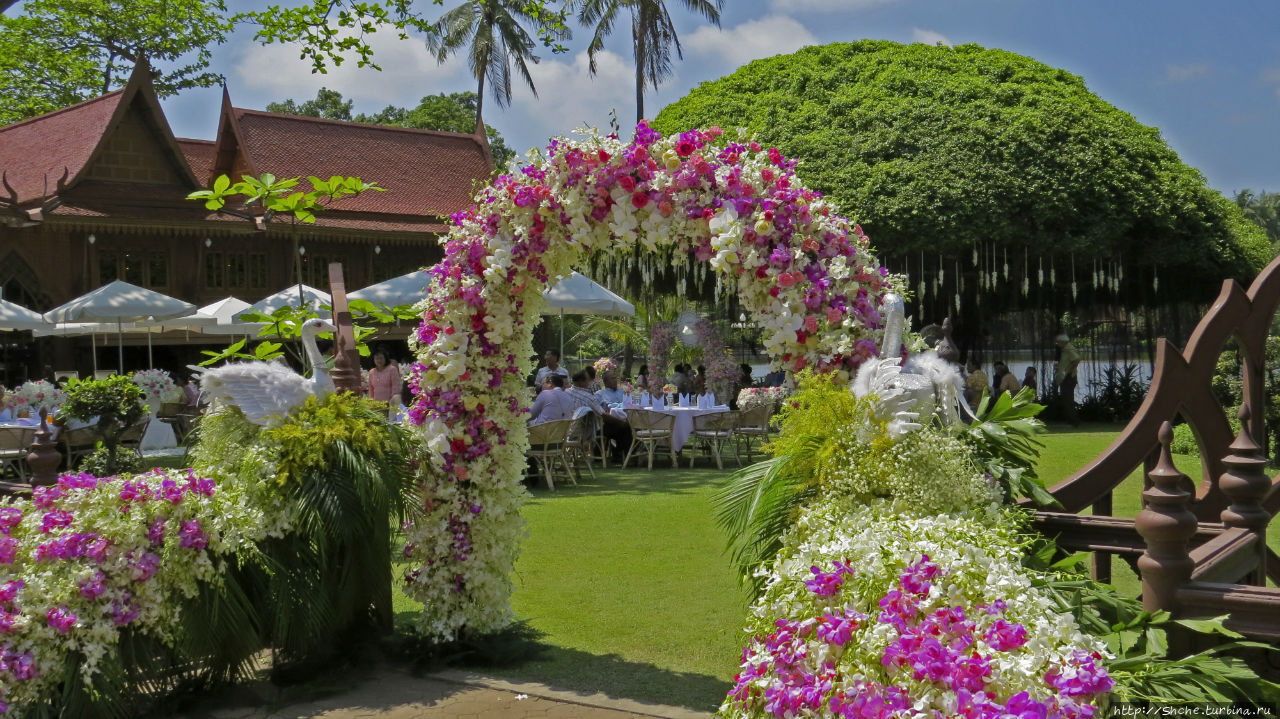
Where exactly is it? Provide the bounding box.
[93,370,116,380]
[622,409,677,470]
[156,402,192,442]
[60,424,102,468]
[0,427,35,481]
[52,370,78,384]
[117,418,150,459]
[689,411,739,470]
[734,404,773,465]
[525,419,574,491]
[564,412,598,481]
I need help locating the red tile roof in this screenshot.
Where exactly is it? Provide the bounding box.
[0,92,125,204]
[176,138,216,187]
[230,109,493,218]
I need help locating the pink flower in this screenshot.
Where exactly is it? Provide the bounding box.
[826,307,843,324]
[777,272,796,288]
[46,606,76,634]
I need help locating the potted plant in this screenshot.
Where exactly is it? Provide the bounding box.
[59,375,146,475]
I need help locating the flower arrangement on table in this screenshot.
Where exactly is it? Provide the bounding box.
[8,380,67,416]
[405,121,897,640]
[592,357,618,376]
[736,386,789,412]
[660,383,678,398]
[130,369,182,408]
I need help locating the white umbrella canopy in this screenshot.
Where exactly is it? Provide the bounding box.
[240,284,332,318]
[43,280,196,371]
[543,272,635,317]
[0,297,47,331]
[184,297,268,335]
[348,270,430,307]
[541,272,635,359]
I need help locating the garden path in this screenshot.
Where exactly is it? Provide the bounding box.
[179,668,710,719]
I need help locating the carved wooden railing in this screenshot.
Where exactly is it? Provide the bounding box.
[1030,254,1280,641]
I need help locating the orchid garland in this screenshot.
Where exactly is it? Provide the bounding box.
[695,319,740,399]
[405,123,895,639]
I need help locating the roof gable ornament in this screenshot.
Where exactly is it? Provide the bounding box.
[0,167,67,226]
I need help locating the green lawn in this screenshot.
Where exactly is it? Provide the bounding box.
[379,423,1280,709]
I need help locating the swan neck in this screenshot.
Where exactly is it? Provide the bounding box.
[302,326,329,377]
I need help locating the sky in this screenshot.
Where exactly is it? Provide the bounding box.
[156,0,1280,196]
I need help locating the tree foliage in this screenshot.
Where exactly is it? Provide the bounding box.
[653,41,1270,293]
[0,0,230,124]
[1235,189,1280,251]
[268,87,516,166]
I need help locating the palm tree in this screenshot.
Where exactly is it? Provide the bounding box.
[576,0,723,125]
[425,0,557,130]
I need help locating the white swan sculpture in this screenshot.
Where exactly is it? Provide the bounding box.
[191,317,338,426]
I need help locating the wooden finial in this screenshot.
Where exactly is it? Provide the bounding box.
[26,407,62,488]
[1136,420,1198,613]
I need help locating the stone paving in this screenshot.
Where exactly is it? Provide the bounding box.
[179,668,712,719]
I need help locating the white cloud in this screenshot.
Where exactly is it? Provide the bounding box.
[232,30,467,107]
[770,0,898,11]
[497,49,639,155]
[911,28,951,47]
[1162,62,1210,83]
[686,16,819,69]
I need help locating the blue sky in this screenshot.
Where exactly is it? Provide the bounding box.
[158,0,1280,195]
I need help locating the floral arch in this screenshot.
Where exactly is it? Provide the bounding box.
[402,123,897,639]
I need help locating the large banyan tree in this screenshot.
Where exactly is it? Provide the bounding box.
[652,40,1270,354]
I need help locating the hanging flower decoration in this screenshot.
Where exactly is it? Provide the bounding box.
[694,319,739,398]
[647,323,677,393]
[404,123,895,640]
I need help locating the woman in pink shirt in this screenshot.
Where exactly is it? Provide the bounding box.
[366,349,402,405]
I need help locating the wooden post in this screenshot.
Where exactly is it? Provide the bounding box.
[26,408,61,487]
[1218,404,1270,584]
[1092,491,1113,584]
[1136,421,1197,614]
[326,262,363,396]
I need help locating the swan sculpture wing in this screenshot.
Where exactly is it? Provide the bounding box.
[195,361,315,426]
[190,317,338,427]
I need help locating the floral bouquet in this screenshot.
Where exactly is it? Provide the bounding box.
[11,380,67,416]
[737,386,788,412]
[593,357,618,375]
[130,369,181,407]
[620,381,634,395]
[661,383,678,397]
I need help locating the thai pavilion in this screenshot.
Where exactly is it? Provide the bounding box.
[0,62,493,383]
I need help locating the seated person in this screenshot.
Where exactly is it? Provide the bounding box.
[528,374,575,425]
[592,372,633,462]
[0,385,10,421]
[584,365,603,393]
[566,370,604,416]
[595,371,628,406]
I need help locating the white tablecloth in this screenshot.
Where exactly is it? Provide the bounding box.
[140,406,177,450]
[0,418,59,440]
[609,405,729,452]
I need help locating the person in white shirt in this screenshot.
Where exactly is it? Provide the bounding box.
[534,349,570,388]
[528,374,575,425]
[595,371,627,406]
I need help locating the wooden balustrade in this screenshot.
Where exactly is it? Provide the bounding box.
[1030,253,1280,648]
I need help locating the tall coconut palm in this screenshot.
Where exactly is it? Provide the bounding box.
[425,0,557,130]
[577,0,723,126]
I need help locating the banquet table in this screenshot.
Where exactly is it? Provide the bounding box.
[609,404,729,452]
[0,417,59,439]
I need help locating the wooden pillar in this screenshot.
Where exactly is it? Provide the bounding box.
[326,263,362,396]
[1136,421,1197,614]
[1218,404,1270,584]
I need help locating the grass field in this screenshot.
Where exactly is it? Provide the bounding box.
[375,421,1280,709]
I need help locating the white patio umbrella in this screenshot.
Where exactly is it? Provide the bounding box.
[240,284,332,318]
[541,272,635,358]
[43,280,196,372]
[0,295,47,331]
[348,270,430,307]
[183,297,268,335]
